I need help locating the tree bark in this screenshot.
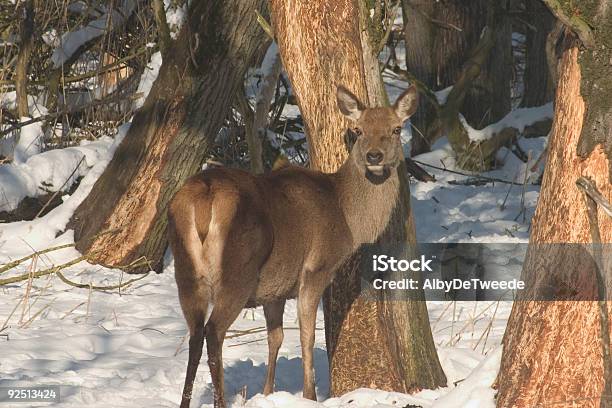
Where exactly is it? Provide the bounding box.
[402,0,436,155]
[270,0,446,396]
[432,0,512,128]
[402,0,512,154]
[496,1,612,405]
[68,0,269,272]
[520,0,555,107]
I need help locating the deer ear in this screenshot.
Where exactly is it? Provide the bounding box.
[337,85,364,121]
[394,85,418,122]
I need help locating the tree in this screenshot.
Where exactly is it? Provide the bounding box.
[68,1,269,272]
[270,0,446,397]
[520,0,555,107]
[402,0,513,155]
[496,1,612,406]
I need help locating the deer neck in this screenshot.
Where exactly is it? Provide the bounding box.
[333,153,401,248]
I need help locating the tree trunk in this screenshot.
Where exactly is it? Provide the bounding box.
[520,0,555,107]
[402,0,512,154]
[68,0,269,272]
[496,2,612,405]
[270,0,446,396]
[432,0,512,129]
[402,0,436,155]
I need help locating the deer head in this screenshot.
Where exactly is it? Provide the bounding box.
[336,85,418,181]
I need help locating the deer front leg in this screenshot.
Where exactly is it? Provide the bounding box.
[297,288,321,401]
[263,300,286,395]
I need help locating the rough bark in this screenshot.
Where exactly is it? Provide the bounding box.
[68,0,269,272]
[520,0,555,107]
[496,1,612,403]
[270,0,446,396]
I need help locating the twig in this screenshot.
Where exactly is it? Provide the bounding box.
[0,255,88,286]
[0,90,131,137]
[412,159,525,186]
[0,243,76,275]
[60,301,86,320]
[577,177,612,217]
[255,10,274,39]
[1,296,24,332]
[514,151,533,223]
[35,156,86,218]
[55,270,149,291]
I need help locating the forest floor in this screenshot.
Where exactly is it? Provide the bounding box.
[0,122,546,407]
[0,36,551,406]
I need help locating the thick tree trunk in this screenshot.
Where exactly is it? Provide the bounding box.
[496,2,612,404]
[402,0,512,154]
[68,0,269,272]
[402,0,436,155]
[520,0,555,107]
[432,0,511,128]
[270,0,446,396]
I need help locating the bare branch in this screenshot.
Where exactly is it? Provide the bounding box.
[152,0,173,57]
[541,0,595,48]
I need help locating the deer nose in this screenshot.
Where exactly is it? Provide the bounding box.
[366,150,384,165]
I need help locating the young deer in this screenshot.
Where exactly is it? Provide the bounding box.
[168,84,418,408]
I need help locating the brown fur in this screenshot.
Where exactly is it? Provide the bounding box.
[168,85,418,408]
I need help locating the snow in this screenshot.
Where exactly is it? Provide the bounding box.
[164,0,187,38]
[12,118,44,163]
[1,92,48,162]
[51,0,137,69]
[460,103,553,143]
[0,124,128,253]
[133,52,163,110]
[0,120,538,406]
[0,37,550,408]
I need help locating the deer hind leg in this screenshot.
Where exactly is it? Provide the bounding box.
[180,311,205,408]
[263,299,286,395]
[297,285,324,401]
[205,280,258,408]
[171,232,212,408]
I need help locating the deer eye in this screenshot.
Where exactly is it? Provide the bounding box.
[393,126,402,135]
[353,127,363,136]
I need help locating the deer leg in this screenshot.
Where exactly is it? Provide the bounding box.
[205,323,226,408]
[205,286,254,408]
[297,289,321,401]
[180,317,205,408]
[263,299,286,395]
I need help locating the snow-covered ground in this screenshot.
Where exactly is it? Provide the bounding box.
[0,125,542,406]
[0,21,548,406]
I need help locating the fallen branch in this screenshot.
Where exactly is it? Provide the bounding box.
[412,159,527,186]
[0,255,87,285]
[0,253,150,290]
[56,270,149,290]
[0,243,76,275]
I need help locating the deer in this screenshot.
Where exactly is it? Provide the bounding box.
[167,84,418,408]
